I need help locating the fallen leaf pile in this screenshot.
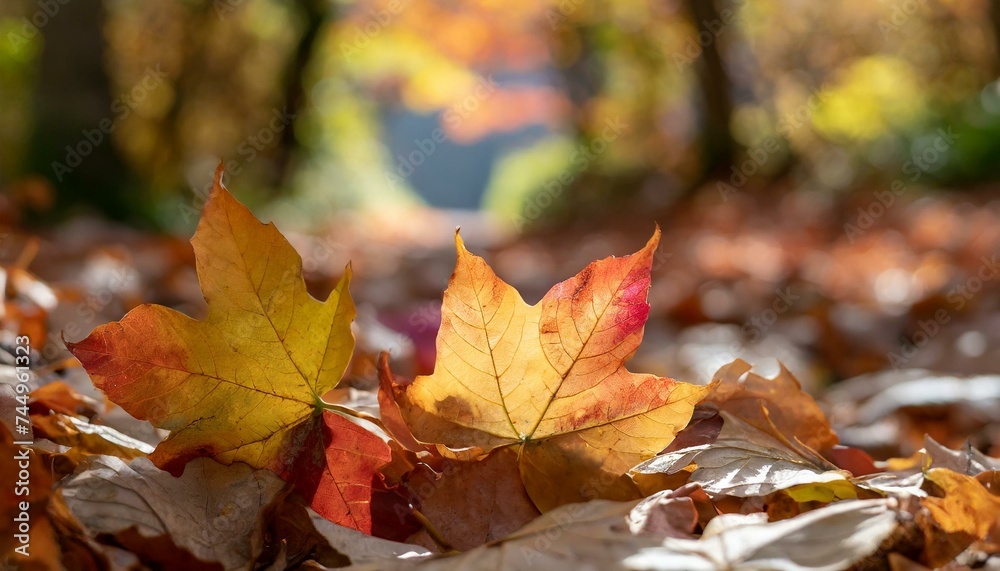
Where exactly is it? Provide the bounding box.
[1,166,998,569]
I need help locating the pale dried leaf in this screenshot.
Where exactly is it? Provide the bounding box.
[61,456,286,571]
[631,412,849,498]
[625,499,898,571]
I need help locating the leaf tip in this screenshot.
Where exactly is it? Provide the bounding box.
[701,378,721,401]
[200,160,233,224]
[377,351,410,388]
[453,227,470,257]
[642,224,662,257]
[213,160,226,190]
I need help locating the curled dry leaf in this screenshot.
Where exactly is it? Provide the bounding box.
[381,228,710,510]
[918,467,1000,567]
[826,370,1000,456]
[626,485,703,538]
[338,497,660,571]
[61,455,286,571]
[923,435,1000,476]
[625,499,899,571]
[30,413,153,461]
[327,497,899,571]
[706,359,838,452]
[29,380,102,419]
[631,412,853,500]
[305,507,431,566]
[846,373,1000,427]
[853,470,928,499]
[853,435,1000,499]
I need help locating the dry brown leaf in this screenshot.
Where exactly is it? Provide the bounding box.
[402,447,540,551]
[61,456,287,571]
[707,359,838,452]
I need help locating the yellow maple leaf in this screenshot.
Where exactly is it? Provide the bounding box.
[382,228,710,510]
[66,164,355,475]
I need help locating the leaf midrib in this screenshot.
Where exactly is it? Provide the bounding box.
[221,204,341,405]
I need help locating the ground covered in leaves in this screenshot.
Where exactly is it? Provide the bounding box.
[2,173,1000,570]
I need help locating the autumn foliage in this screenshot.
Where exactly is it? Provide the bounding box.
[3,165,997,569]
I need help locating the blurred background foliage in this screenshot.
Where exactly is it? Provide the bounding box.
[4,0,1000,414]
[2,0,1000,230]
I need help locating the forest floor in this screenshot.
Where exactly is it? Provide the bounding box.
[2,182,999,569]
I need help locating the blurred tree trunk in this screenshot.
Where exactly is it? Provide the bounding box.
[990,1,1000,77]
[274,0,331,189]
[683,0,737,180]
[26,0,140,222]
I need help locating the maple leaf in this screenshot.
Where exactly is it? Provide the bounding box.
[66,164,354,472]
[381,228,710,510]
[66,164,400,534]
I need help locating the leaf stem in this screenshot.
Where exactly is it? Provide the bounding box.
[411,507,456,553]
[320,401,389,433]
